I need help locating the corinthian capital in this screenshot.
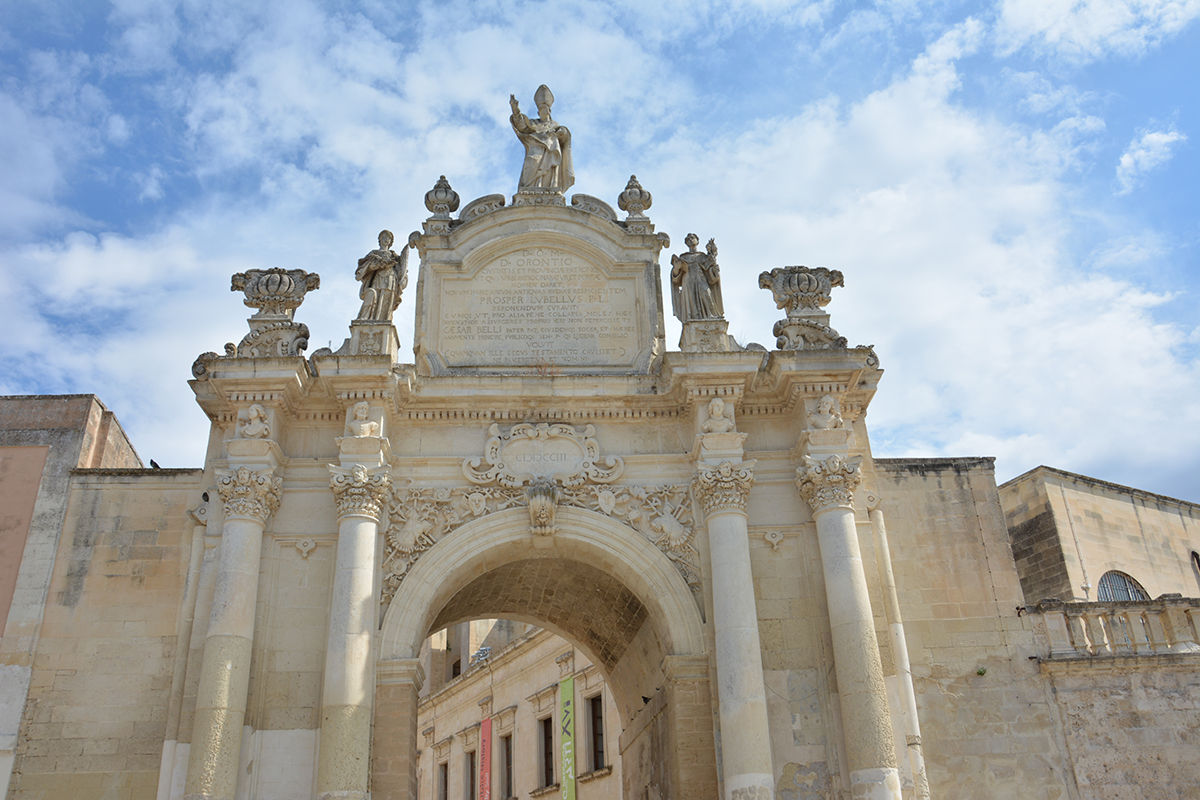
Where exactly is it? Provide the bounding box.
[795,454,862,513]
[691,460,756,516]
[329,464,392,522]
[216,467,282,523]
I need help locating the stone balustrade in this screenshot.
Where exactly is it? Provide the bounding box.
[1027,595,1200,659]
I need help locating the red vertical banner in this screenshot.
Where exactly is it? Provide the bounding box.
[480,717,492,800]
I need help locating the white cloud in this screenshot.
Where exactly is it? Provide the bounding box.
[996,0,1200,62]
[1114,126,1187,194]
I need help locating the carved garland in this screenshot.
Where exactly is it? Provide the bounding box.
[379,482,700,610]
[215,466,282,523]
[795,454,863,513]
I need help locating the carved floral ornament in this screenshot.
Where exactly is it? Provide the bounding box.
[690,460,756,515]
[380,482,701,610]
[329,464,392,522]
[795,454,863,513]
[216,467,283,523]
[462,422,624,487]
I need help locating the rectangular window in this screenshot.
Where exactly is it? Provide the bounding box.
[540,716,555,788]
[501,735,514,799]
[466,751,476,800]
[589,694,605,771]
[438,762,449,800]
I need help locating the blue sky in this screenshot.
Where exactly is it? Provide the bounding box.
[1,0,1198,500]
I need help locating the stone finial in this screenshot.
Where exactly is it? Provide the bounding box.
[526,478,559,536]
[231,268,321,319]
[225,268,320,359]
[758,265,848,351]
[328,464,392,522]
[425,176,461,219]
[795,454,862,514]
[216,466,283,523]
[691,460,756,516]
[618,175,652,220]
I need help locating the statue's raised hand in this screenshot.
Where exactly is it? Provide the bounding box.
[509,94,520,114]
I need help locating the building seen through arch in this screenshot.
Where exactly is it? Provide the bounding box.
[1,90,1199,800]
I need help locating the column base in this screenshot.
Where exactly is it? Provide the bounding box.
[850,767,902,800]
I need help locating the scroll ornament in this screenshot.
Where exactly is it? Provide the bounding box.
[691,460,756,515]
[216,467,282,523]
[329,464,392,522]
[462,423,624,488]
[795,454,863,513]
[380,483,699,609]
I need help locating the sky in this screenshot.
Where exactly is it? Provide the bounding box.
[1,0,1198,501]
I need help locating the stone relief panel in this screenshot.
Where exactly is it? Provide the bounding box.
[462,422,624,487]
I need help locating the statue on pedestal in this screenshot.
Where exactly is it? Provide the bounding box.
[510,85,574,193]
[355,230,408,323]
[671,234,724,322]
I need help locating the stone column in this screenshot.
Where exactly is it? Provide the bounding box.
[693,460,775,800]
[317,460,391,800]
[371,659,425,800]
[184,463,282,800]
[795,455,900,800]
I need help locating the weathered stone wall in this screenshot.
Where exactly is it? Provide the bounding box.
[1042,655,1200,799]
[8,469,199,800]
[874,458,1073,800]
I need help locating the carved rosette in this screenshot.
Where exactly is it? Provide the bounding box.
[329,464,392,522]
[795,454,863,514]
[691,461,756,516]
[216,467,283,524]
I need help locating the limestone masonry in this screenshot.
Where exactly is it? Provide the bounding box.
[1,88,1197,800]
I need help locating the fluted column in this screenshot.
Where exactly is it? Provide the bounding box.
[795,455,900,800]
[693,461,775,800]
[184,466,282,800]
[317,463,392,800]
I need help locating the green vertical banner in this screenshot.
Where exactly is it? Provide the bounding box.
[560,676,576,800]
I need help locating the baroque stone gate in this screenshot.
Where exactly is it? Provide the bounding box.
[178,86,908,800]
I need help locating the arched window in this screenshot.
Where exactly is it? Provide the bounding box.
[1096,570,1149,602]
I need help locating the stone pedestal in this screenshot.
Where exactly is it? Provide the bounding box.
[796,452,900,800]
[680,319,735,353]
[335,322,400,358]
[184,443,282,800]
[692,460,775,800]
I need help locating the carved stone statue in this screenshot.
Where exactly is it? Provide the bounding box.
[671,234,723,322]
[510,86,574,193]
[700,397,735,434]
[345,401,379,438]
[355,230,408,323]
[240,404,270,439]
[808,395,844,430]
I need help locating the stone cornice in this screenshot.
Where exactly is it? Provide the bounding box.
[691,460,756,516]
[795,454,862,514]
[329,464,391,522]
[215,466,282,523]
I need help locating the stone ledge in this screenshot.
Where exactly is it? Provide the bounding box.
[579,765,613,783]
[530,783,561,798]
[1038,652,1200,675]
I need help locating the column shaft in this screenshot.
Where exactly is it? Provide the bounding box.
[183,515,267,800]
[317,513,379,800]
[812,505,900,800]
[708,507,775,800]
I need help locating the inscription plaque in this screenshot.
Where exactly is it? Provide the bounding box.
[436,247,640,368]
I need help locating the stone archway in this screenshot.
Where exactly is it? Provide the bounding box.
[374,506,716,800]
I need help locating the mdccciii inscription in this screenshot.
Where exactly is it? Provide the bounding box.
[438,247,639,367]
